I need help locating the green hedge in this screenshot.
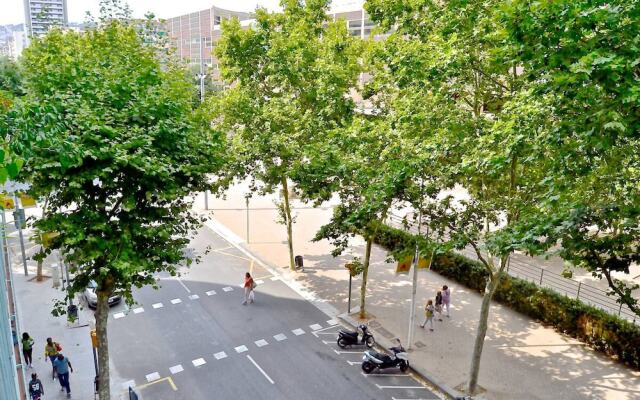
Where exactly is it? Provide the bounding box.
[374,224,640,369]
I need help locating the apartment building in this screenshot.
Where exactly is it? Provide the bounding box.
[23,0,68,37]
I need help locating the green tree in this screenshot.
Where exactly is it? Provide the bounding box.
[0,56,23,98]
[212,0,361,270]
[10,20,219,398]
[501,0,640,317]
[366,0,553,394]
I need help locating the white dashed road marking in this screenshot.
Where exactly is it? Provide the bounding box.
[214,351,227,360]
[169,364,184,374]
[121,380,135,390]
[247,355,274,385]
[310,324,322,331]
[206,290,216,296]
[133,307,144,314]
[255,339,268,347]
[189,294,200,300]
[222,287,233,292]
[327,319,338,326]
[113,312,125,319]
[376,385,426,390]
[235,345,248,353]
[171,298,182,304]
[152,303,163,309]
[274,333,287,341]
[192,358,206,367]
[334,349,364,354]
[270,276,279,281]
[255,279,264,285]
[145,372,160,382]
[347,360,360,365]
[292,328,305,336]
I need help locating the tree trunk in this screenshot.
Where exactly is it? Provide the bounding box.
[467,269,504,395]
[95,291,111,400]
[281,176,295,271]
[359,236,373,319]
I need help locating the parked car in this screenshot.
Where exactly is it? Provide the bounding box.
[83,281,122,308]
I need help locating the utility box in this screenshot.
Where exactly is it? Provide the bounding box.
[294,255,304,269]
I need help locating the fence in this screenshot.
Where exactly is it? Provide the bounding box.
[386,213,639,325]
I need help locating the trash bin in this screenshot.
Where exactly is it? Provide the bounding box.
[67,304,78,321]
[294,255,304,269]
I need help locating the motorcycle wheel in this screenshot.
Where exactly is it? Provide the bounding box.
[400,361,409,372]
[362,361,376,374]
[337,337,348,348]
[365,336,375,348]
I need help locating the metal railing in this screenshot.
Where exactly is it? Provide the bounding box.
[386,213,639,325]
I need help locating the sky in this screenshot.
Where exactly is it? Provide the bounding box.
[1,0,282,25]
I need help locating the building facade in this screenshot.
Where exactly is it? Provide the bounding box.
[23,0,68,37]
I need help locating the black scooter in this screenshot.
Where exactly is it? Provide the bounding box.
[337,324,375,348]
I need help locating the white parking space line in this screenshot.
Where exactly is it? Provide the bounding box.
[309,324,322,331]
[222,286,233,292]
[189,294,200,300]
[255,339,269,347]
[315,331,339,335]
[274,333,287,341]
[235,345,248,353]
[113,312,125,319]
[177,278,191,293]
[145,372,160,382]
[206,290,216,296]
[152,303,163,309]
[333,349,365,354]
[322,340,335,344]
[170,298,182,304]
[392,398,432,400]
[121,380,136,390]
[347,360,360,365]
[169,364,184,374]
[363,373,411,378]
[291,328,305,336]
[327,319,338,326]
[247,355,275,385]
[133,307,144,314]
[376,384,426,390]
[192,358,206,367]
[214,351,227,360]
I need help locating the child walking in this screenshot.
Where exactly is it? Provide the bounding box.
[420,299,435,331]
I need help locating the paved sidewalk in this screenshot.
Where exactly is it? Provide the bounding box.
[199,182,640,400]
[7,208,126,399]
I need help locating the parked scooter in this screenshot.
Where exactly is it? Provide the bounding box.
[337,324,375,348]
[361,340,409,374]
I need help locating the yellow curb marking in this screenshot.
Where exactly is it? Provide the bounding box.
[132,377,177,392]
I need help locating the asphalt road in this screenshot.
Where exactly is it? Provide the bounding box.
[105,227,440,400]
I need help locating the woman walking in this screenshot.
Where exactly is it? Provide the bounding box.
[44,337,61,380]
[22,332,34,368]
[420,299,435,331]
[434,291,444,322]
[242,272,255,305]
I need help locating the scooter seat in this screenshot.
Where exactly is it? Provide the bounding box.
[340,330,358,338]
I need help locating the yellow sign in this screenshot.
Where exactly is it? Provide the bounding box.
[19,194,37,208]
[417,256,432,269]
[395,255,413,274]
[91,329,98,348]
[42,231,60,248]
[0,194,14,210]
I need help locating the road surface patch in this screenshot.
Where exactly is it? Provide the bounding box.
[192,358,206,367]
[214,351,227,360]
[152,303,163,309]
[255,339,269,347]
[169,364,184,374]
[170,298,182,304]
[145,372,160,382]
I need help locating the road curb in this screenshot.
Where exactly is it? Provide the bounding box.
[337,311,466,400]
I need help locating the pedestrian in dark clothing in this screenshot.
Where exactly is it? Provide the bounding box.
[435,291,444,321]
[53,353,73,398]
[28,373,44,400]
[22,332,34,368]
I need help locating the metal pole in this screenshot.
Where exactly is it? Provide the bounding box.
[576,282,582,299]
[348,274,352,314]
[407,211,423,350]
[13,195,28,276]
[539,268,544,285]
[1,210,9,271]
[245,197,250,243]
